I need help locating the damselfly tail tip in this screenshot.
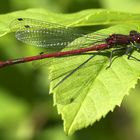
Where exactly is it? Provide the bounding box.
[0,61,4,68]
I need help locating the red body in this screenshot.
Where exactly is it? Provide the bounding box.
[0,30,140,68]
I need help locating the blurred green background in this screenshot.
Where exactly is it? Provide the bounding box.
[0,0,140,140]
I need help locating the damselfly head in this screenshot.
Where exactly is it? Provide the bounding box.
[136,37,140,43]
[133,36,140,44]
[130,30,140,43]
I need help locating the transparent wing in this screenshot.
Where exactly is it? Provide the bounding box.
[10,18,84,49]
[9,18,106,50]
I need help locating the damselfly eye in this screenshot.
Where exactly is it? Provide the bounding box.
[137,37,140,43]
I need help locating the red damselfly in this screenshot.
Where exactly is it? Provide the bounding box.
[0,18,140,68]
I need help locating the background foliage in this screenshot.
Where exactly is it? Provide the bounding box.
[1,0,140,140]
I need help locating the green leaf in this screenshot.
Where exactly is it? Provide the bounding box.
[49,24,140,135]
[1,8,140,135]
[1,8,140,37]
